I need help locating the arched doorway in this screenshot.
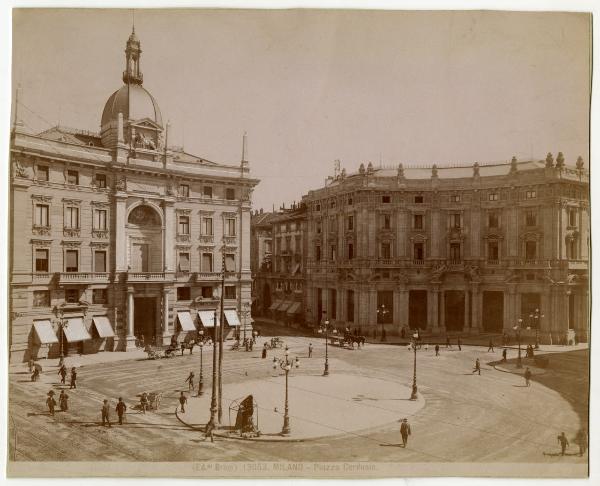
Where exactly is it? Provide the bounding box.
[262,283,271,316]
[127,204,163,272]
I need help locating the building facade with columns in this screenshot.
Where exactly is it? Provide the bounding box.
[303,155,589,344]
[9,29,258,363]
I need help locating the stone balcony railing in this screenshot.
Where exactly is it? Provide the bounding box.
[199,235,215,244]
[60,272,109,284]
[486,259,500,265]
[196,272,222,282]
[63,228,81,238]
[127,272,173,283]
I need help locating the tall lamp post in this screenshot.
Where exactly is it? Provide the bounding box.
[197,330,204,396]
[242,301,250,348]
[410,331,419,400]
[318,314,335,376]
[533,308,543,349]
[513,317,531,369]
[206,310,219,430]
[272,345,300,436]
[53,305,68,359]
[377,304,389,342]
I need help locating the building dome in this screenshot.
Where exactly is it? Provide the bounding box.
[101,84,163,128]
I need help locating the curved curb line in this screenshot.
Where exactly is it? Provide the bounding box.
[492,364,547,376]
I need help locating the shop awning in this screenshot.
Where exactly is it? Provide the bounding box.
[224,310,241,327]
[92,316,115,338]
[198,310,220,328]
[268,300,281,311]
[33,320,59,344]
[292,263,301,274]
[177,311,197,332]
[286,302,302,315]
[277,301,292,312]
[63,317,91,342]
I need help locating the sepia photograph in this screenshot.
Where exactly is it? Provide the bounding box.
[4,5,593,480]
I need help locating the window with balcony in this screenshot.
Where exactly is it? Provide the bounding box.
[449,243,461,262]
[381,242,391,259]
[179,184,190,197]
[65,288,79,304]
[315,204,321,211]
[202,217,213,236]
[526,211,537,227]
[177,287,191,301]
[95,173,107,188]
[526,190,537,199]
[93,289,107,304]
[224,285,236,299]
[94,251,107,273]
[329,216,336,232]
[33,290,50,307]
[488,241,499,261]
[37,166,49,182]
[347,215,354,231]
[569,209,577,227]
[525,241,537,261]
[414,242,424,261]
[488,212,499,228]
[449,213,461,229]
[489,193,499,201]
[35,204,50,227]
[203,186,213,198]
[294,235,301,253]
[225,253,236,272]
[382,195,391,204]
[94,209,107,230]
[65,250,78,272]
[348,243,354,260]
[202,253,213,272]
[265,240,272,254]
[414,214,423,230]
[450,194,460,203]
[316,221,322,234]
[35,249,49,272]
[566,238,577,259]
[67,170,79,185]
[225,218,237,237]
[178,216,190,235]
[285,236,292,252]
[414,195,423,204]
[225,188,235,200]
[64,206,80,229]
[348,198,353,206]
[201,286,213,298]
[330,245,337,261]
[178,252,190,272]
[382,214,391,230]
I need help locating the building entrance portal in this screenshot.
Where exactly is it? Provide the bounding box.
[482,291,504,331]
[409,290,427,330]
[444,291,465,331]
[134,297,157,344]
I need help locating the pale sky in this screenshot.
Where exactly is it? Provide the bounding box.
[12,9,591,210]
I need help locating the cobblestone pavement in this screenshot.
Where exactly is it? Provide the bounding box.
[8,328,588,464]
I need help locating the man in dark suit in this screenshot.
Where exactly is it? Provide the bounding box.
[115,397,127,425]
[400,418,411,447]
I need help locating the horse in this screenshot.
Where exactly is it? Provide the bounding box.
[344,333,366,348]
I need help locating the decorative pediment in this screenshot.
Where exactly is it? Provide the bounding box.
[519,231,542,241]
[409,233,428,242]
[199,209,215,216]
[199,246,214,252]
[176,208,192,215]
[90,241,109,249]
[91,200,110,208]
[30,238,52,247]
[484,232,504,240]
[62,198,82,206]
[222,211,237,218]
[61,240,82,248]
[31,194,53,203]
[130,118,162,130]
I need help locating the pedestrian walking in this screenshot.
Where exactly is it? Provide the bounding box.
[140,392,149,414]
[69,367,77,389]
[575,429,587,457]
[59,390,69,411]
[308,343,313,358]
[249,339,254,351]
[58,356,65,369]
[399,418,411,447]
[28,359,34,374]
[185,371,195,391]
[31,367,40,382]
[179,391,188,413]
[557,432,569,456]
[46,391,57,416]
[524,367,532,387]
[487,340,494,352]
[181,342,186,356]
[115,397,127,425]
[445,337,451,348]
[457,337,462,351]
[424,343,429,351]
[189,342,194,355]
[101,399,112,427]
[58,364,67,384]
[502,348,507,362]
[262,343,268,359]
[205,420,215,442]
[435,344,440,356]
[472,358,481,375]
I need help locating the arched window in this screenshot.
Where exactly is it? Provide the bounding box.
[128,205,161,226]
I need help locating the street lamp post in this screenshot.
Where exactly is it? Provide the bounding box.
[533,308,543,349]
[197,330,204,396]
[53,306,68,359]
[377,304,389,342]
[318,314,331,376]
[410,331,419,400]
[206,310,219,430]
[242,301,250,349]
[272,346,300,436]
[513,317,531,369]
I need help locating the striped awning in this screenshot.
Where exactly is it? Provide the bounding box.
[286,302,302,315]
[177,311,197,331]
[198,310,220,328]
[277,301,292,312]
[92,316,115,338]
[33,320,59,344]
[268,300,281,311]
[63,317,91,342]
[224,310,241,327]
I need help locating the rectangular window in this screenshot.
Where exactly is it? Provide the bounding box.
[450,243,461,261]
[347,290,354,323]
[382,195,391,203]
[35,204,49,227]
[35,249,49,272]
[202,217,213,236]
[488,212,499,228]
[92,289,107,304]
[64,207,80,229]
[94,251,107,273]
[567,239,577,259]
[330,245,336,261]
[178,252,190,272]
[294,235,301,253]
[381,242,391,259]
[414,195,423,204]
[203,186,213,198]
[315,204,321,211]
[179,184,190,197]
[329,216,336,232]
[489,193,499,201]
[348,243,354,260]
[224,285,236,299]
[414,214,423,229]
[383,214,391,230]
[525,241,537,260]
[225,218,237,236]
[316,221,322,234]
[94,209,107,230]
[348,198,353,206]
[202,253,213,272]
[95,173,107,188]
[225,253,236,272]
[526,190,537,199]
[225,188,235,200]
[414,242,424,261]
[65,250,78,272]
[450,194,460,203]
[65,288,79,304]
[347,215,354,231]
[330,201,336,208]
[67,170,79,185]
[201,286,213,298]
[526,211,537,227]
[37,166,49,182]
[177,287,191,301]
[33,290,50,307]
[285,236,292,251]
[450,213,461,229]
[569,209,577,227]
[488,241,499,261]
[315,245,321,261]
[178,216,190,235]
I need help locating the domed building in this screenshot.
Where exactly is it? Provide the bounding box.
[9,29,259,363]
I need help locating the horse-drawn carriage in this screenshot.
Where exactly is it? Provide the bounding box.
[145,344,178,359]
[265,337,284,349]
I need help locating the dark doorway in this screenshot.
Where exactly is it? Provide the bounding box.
[482,291,504,331]
[444,290,465,331]
[317,288,323,324]
[409,290,427,329]
[520,293,541,320]
[134,297,156,344]
[262,283,271,316]
[569,293,575,330]
[377,291,394,323]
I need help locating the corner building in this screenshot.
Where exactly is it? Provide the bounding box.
[303,157,589,344]
[9,30,258,363]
